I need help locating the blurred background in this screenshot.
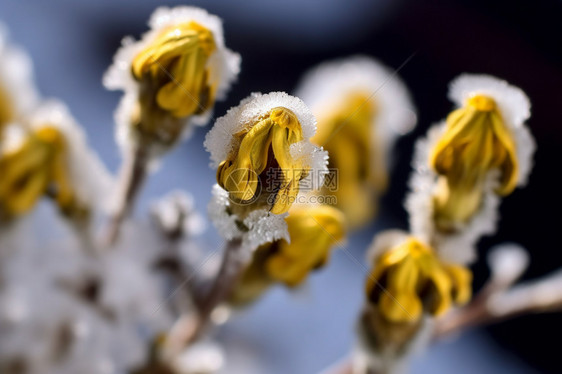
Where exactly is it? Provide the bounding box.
[1,0,561,373]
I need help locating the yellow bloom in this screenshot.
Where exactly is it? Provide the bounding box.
[312,91,386,229]
[0,126,82,219]
[365,237,471,323]
[230,204,346,305]
[429,94,518,231]
[131,21,217,142]
[217,107,309,215]
[266,204,346,286]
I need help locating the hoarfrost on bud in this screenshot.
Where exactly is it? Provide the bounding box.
[295,55,417,156]
[104,6,240,155]
[208,184,289,251]
[205,92,327,249]
[406,75,535,265]
[27,100,114,214]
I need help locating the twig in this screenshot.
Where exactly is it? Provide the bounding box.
[163,238,245,357]
[322,272,562,374]
[435,273,562,338]
[105,142,150,246]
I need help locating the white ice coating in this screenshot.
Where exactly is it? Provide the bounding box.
[150,189,207,237]
[487,243,530,287]
[103,6,241,152]
[0,219,175,374]
[27,100,115,213]
[449,74,535,186]
[207,184,290,252]
[406,122,501,265]
[294,55,417,166]
[204,92,329,249]
[405,75,535,265]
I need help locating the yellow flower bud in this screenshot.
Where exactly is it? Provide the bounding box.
[230,204,346,305]
[217,107,309,215]
[429,94,518,231]
[131,21,217,143]
[365,237,472,323]
[0,126,84,220]
[312,91,386,229]
[266,204,345,286]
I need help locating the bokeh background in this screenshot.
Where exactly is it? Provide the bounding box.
[1,0,561,373]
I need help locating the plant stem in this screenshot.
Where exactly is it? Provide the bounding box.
[163,238,246,357]
[105,142,150,246]
[434,279,562,338]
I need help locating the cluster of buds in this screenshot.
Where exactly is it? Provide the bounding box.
[355,75,535,373]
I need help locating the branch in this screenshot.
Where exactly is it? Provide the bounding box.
[105,142,150,246]
[162,238,246,358]
[435,270,562,338]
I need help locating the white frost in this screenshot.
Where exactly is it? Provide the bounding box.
[294,55,417,165]
[27,100,114,214]
[103,6,241,153]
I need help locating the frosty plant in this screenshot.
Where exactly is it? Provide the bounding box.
[104,6,240,243]
[323,75,547,374]
[2,5,562,374]
[295,56,417,229]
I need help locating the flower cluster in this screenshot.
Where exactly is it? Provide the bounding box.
[355,74,535,374]
[0,5,550,374]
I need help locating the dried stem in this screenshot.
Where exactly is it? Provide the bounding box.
[163,238,246,357]
[105,142,150,246]
[435,276,562,338]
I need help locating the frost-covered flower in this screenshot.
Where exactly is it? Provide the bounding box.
[230,203,346,306]
[406,74,535,264]
[104,6,240,155]
[205,92,328,249]
[295,56,416,229]
[0,101,112,221]
[365,234,471,323]
[0,23,39,132]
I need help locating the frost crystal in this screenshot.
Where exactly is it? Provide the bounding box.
[28,100,114,213]
[103,6,241,154]
[294,55,417,163]
[207,185,290,251]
